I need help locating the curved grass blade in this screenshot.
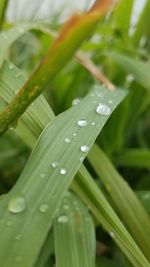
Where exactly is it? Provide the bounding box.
[54,192,95,267]
[72,165,150,267]
[0,0,115,134]
[109,52,150,91]
[87,144,150,261]
[0,84,126,267]
[0,23,47,68]
[0,60,54,146]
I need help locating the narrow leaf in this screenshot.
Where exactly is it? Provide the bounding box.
[88,144,150,261]
[0,84,126,267]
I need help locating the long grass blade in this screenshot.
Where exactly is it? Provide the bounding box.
[0,84,126,267]
[87,144,150,261]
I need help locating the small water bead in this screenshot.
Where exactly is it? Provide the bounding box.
[79,156,84,162]
[57,215,68,223]
[14,256,22,263]
[40,173,46,179]
[8,194,26,214]
[77,119,88,127]
[72,98,80,106]
[73,133,77,137]
[6,220,12,227]
[65,138,71,144]
[108,100,113,104]
[60,168,67,175]
[110,232,115,238]
[51,162,59,168]
[80,145,89,153]
[15,234,22,241]
[39,204,49,213]
[96,103,111,116]
[91,122,95,126]
[8,64,14,70]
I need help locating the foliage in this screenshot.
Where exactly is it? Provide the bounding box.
[0,1,149,267]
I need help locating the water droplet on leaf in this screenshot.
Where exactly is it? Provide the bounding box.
[80,145,89,153]
[72,98,80,106]
[96,103,111,115]
[8,194,26,214]
[65,138,71,144]
[51,162,59,168]
[57,215,68,223]
[78,119,87,127]
[39,204,49,213]
[60,168,67,175]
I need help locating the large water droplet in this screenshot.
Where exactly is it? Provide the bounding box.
[65,138,71,144]
[57,215,68,223]
[78,119,88,127]
[96,103,111,115]
[72,98,80,106]
[80,145,89,153]
[60,168,67,175]
[8,194,26,214]
[39,204,49,213]
[52,162,59,168]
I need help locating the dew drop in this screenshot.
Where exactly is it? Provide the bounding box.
[63,205,69,210]
[57,215,68,223]
[79,156,84,162]
[60,168,67,175]
[110,231,115,238]
[91,122,95,126]
[39,204,49,213]
[72,98,80,106]
[108,100,113,104]
[14,256,22,263]
[15,234,22,241]
[8,194,26,214]
[96,103,111,115]
[65,138,71,144]
[40,173,46,179]
[6,220,12,226]
[8,64,14,70]
[51,162,59,168]
[77,119,88,127]
[73,133,77,137]
[80,145,89,153]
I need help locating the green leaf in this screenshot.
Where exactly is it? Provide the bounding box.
[132,0,150,46]
[0,60,54,146]
[73,165,150,267]
[110,52,150,91]
[136,191,150,213]
[54,192,95,267]
[87,144,150,261]
[0,84,127,267]
[112,0,134,36]
[115,149,150,168]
